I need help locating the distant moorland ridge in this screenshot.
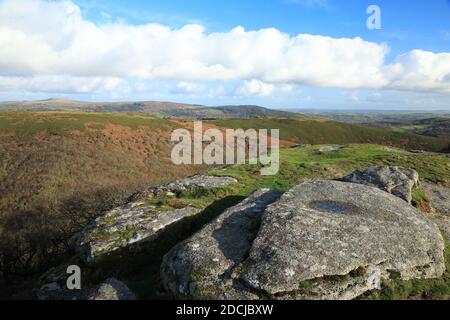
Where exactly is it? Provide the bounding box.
[0,99,296,119]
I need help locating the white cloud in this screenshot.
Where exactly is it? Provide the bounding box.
[0,75,128,94]
[170,82,206,95]
[0,0,449,97]
[235,80,295,97]
[387,50,450,93]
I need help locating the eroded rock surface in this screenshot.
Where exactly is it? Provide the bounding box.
[433,216,450,240]
[342,166,419,203]
[240,181,444,299]
[77,175,237,263]
[37,277,135,300]
[162,180,445,300]
[161,189,283,299]
[78,202,199,263]
[132,175,238,200]
[424,182,450,216]
[87,278,136,300]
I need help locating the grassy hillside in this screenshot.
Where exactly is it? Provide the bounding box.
[0,111,449,298]
[290,111,450,140]
[0,111,200,292]
[391,118,450,139]
[77,144,449,300]
[0,99,296,119]
[208,118,450,152]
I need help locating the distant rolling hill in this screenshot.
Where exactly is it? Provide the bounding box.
[286,110,450,140]
[208,117,450,153]
[0,99,296,119]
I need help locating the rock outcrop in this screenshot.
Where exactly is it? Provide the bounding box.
[87,278,136,300]
[240,180,444,299]
[78,203,199,263]
[37,274,135,300]
[433,216,450,241]
[161,189,283,299]
[132,175,238,200]
[161,180,445,300]
[424,182,450,216]
[77,175,238,263]
[423,182,450,240]
[341,166,419,203]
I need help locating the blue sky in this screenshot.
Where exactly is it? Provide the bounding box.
[78,0,450,54]
[0,0,450,110]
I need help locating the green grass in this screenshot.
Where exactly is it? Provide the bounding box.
[2,111,448,152]
[393,125,429,133]
[411,186,430,208]
[109,144,449,299]
[363,236,450,300]
[206,144,450,195]
[208,117,450,152]
[1,111,448,299]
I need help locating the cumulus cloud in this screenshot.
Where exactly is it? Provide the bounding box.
[170,82,206,95]
[0,75,128,94]
[387,50,450,93]
[235,80,295,97]
[0,0,449,97]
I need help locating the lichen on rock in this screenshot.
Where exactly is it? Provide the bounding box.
[160,189,283,300]
[424,182,450,216]
[131,175,238,200]
[341,166,419,203]
[77,202,199,263]
[37,276,136,300]
[161,180,445,300]
[77,175,238,263]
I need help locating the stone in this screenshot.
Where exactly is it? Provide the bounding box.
[162,180,445,300]
[77,176,237,263]
[341,166,419,203]
[432,216,450,241]
[160,189,283,300]
[290,144,311,149]
[37,276,135,300]
[36,282,62,300]
[423,182,450,215]
[78,202,199,263]
[240,181,444,300]
[318,145,344,153]
[132,175,238,200]
[87,278,136,300]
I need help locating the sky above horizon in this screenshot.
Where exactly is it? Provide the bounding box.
[0,0,450,110]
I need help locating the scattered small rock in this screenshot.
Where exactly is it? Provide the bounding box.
[132,175,238,200]
[318,145,344,153]
[290,144,311,149]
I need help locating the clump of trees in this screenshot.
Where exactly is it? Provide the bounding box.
[0,187,126,288]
